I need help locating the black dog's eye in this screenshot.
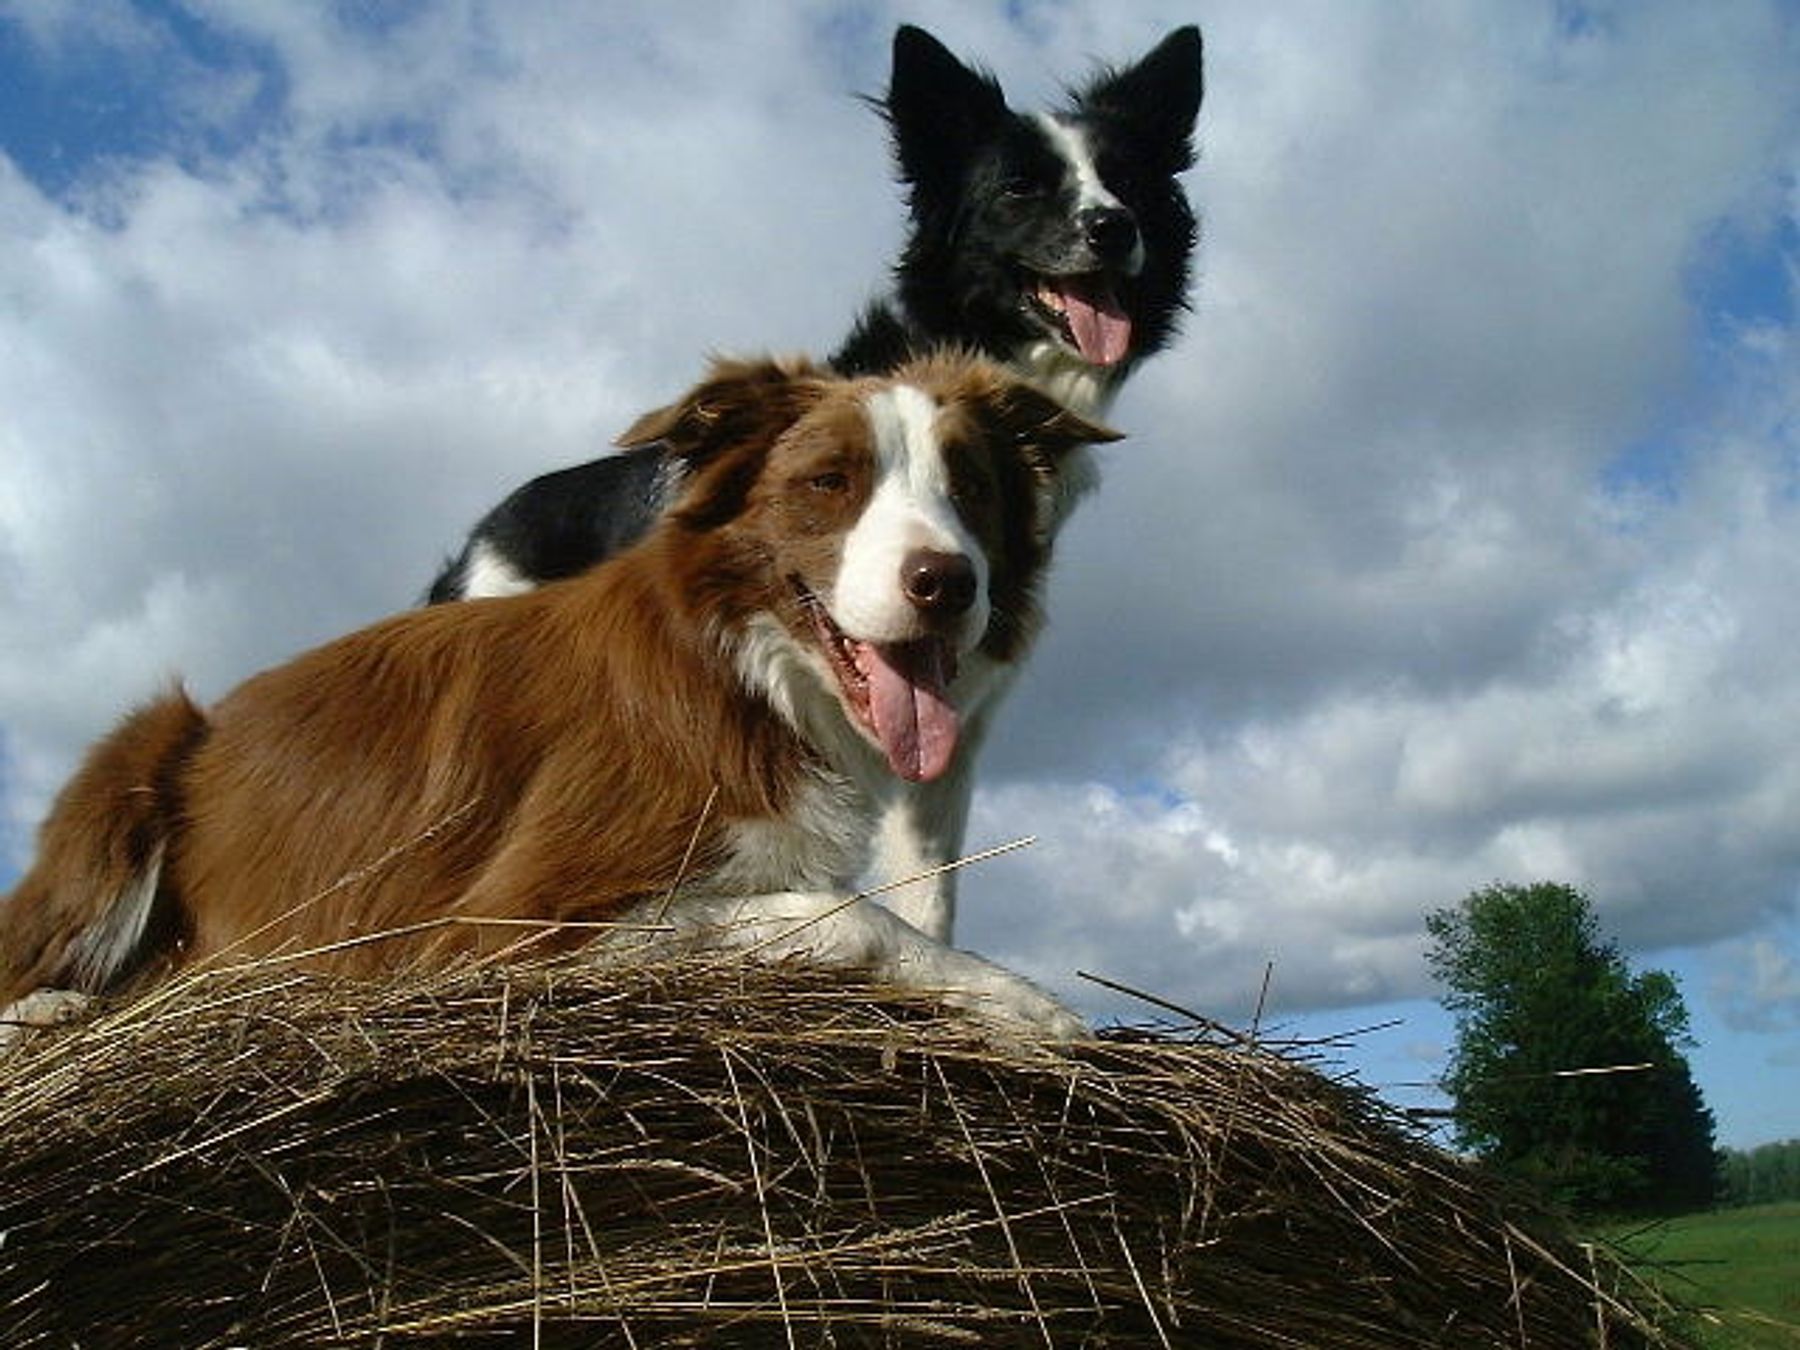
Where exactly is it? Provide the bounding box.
[1096,151,1155,195]
[1001,175,1043,199]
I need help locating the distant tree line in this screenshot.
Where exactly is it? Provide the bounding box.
[1717,1138,1800,1207]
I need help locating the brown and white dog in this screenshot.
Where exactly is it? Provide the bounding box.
[0,354,1115,1042]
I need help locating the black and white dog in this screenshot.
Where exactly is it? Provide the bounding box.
[426,24,1203,944]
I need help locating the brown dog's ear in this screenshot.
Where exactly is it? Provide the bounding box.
[617,355,829,530]
[616,355,827,462]
[989,378,1123,472]
[967,373,1124,546]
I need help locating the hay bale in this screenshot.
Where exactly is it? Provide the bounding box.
[1,957,1681,1347]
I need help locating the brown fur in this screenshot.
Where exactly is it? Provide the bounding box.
[2,692,205,995]
[0,354,1112,1004]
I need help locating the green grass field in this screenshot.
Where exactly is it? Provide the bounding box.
[1606,1203,1800,1349]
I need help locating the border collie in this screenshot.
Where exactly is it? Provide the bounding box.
[0,356,1116,1045]
[422,24,1202,947]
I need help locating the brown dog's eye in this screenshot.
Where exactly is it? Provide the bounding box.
[809,471,849,494]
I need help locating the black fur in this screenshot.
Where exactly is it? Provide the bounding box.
[424,453,673,602]
[837,24,1201,388]
[428,24,1202,603]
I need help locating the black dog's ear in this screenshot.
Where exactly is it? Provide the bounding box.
[883,25,1008,194]
[1078,26,1204,175]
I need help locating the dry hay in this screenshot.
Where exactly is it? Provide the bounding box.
[0,956,1683,1348]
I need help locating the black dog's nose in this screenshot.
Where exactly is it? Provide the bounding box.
[902,549,977,618]
[1081,206,1139,264]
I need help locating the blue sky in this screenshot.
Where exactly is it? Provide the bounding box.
[1,1,1797,1150]
[0,0,304,200]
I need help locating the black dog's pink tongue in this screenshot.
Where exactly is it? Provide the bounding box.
[856,639,959,783]
[1054,274,1132,366]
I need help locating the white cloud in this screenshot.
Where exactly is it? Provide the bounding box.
[944,1,1800,1016]
[1711,935,1800,1034]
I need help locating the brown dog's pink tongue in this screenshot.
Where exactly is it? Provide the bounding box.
[856,639,959,783]
[1055,275,1132,366]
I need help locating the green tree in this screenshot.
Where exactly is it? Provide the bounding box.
[1720,1138,1800,1206]
[1425,881,1719,1215]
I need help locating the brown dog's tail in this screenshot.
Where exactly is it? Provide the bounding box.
[0,688,208,1002]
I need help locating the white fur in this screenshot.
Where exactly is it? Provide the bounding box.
[733,613,883,787]
[459,540,540,600]
[831,385,990,650]
[65,843,165,992]
[1019,341,1119,423]
[1037,114,1146,277]
[866,647,1015,940]
[641,888,1085,1040]
[868,754,976,940]
[709,774,871,897]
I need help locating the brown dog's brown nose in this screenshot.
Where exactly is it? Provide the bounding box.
[902,548,977,618]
